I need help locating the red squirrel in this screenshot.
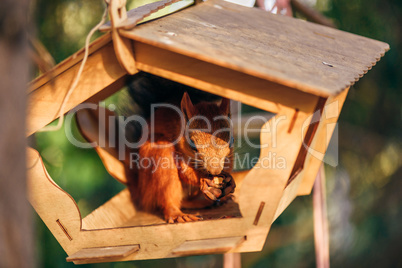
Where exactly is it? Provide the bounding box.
[124,73,236,223]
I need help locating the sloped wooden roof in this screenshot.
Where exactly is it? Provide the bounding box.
[121,0,389,97]
[27,0,389,136]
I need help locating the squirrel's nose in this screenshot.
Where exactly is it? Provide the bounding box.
[208,168,222,176]
[205,157,224,175]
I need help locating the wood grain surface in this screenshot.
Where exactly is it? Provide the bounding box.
[66,244,140,262]
[171,236,245,256]
[122,0,389,97]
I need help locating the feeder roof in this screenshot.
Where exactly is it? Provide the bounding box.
[121,0,389,97]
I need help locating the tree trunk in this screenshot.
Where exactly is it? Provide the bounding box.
[0,0,34,267]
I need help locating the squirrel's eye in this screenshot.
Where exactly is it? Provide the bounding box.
[189,140,197,151]
[229,136,234,148]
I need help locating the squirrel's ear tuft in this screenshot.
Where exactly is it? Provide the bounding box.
[181,92,197,119]
[219,98,230,115]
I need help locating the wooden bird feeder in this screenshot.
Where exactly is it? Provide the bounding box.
[27,0,389,264]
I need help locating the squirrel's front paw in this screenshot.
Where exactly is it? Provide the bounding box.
[201,172,236,201]
[221,172,236,198]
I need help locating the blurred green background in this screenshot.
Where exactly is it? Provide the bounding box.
[32,0,401,267]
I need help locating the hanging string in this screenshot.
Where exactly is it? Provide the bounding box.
[38,6,109,132]
[38,0,184,133]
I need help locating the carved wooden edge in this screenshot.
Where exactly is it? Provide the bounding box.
[27,42,128,136]
[66,244,140,263]
[28,34,112,93]
[271,89,349,220]
[242,101,319,227]
[27,147,83,254]
[287,97,327,186]
[296,88,349,195]
[28,147,249,261]
[171,236,245,256]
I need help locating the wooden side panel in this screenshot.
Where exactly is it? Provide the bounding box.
[273,170,305,221]
[237,98,318,251]
[134,42,317,114]
[27,148,82,255]
[28,34,113,93]
[287,97,327,185]
[297,88,349,195]
[27,42,128,136]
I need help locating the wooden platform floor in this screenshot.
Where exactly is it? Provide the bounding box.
[82,171,247,230]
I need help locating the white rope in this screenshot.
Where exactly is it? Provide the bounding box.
[38,7,109,132]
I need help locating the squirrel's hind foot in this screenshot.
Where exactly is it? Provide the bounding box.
[164,209,203,223]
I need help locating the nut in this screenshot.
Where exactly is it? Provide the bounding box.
[213,176,224,185]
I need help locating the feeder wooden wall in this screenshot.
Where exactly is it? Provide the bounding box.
[27,0,389,264]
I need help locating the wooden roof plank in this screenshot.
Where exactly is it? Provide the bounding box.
[121,0,389,96]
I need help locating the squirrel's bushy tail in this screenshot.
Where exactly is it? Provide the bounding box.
[117,72,222,142]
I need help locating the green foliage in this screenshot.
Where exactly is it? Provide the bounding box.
[325,0,402,136]
[34,0,105,63]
